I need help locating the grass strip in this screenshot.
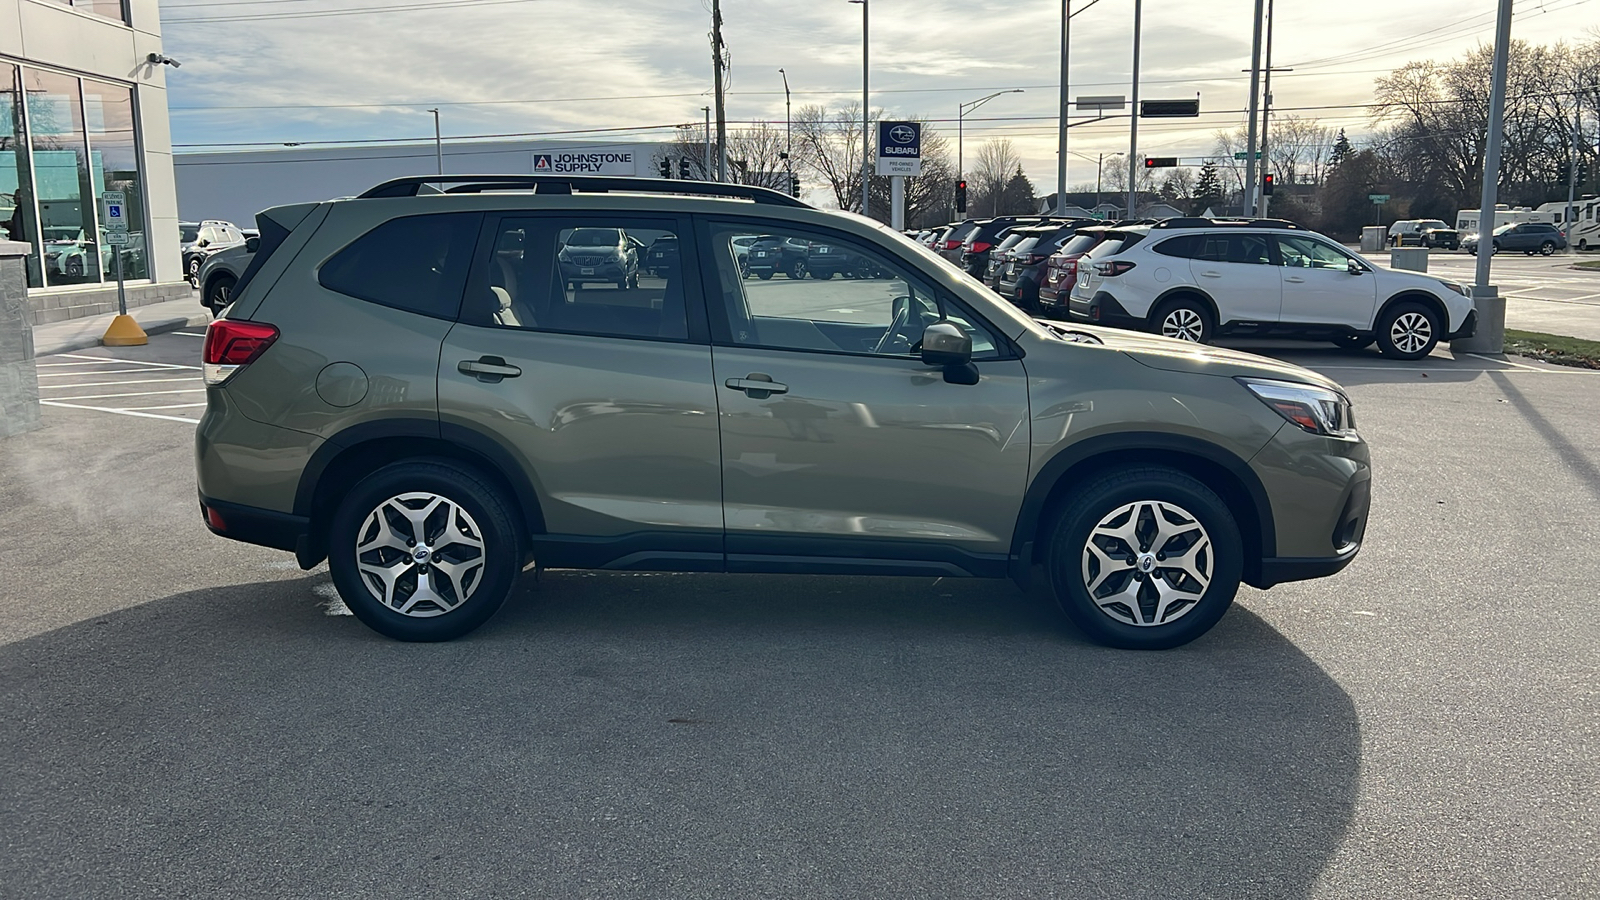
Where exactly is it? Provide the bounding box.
[1502,329,1600,369]
[1573,259,1600,271]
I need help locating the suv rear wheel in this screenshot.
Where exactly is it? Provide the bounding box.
[1152,296,1214,344]
[1539,241,1556,256]
[328,460,522,642]
[1376,301,1440,360]
[205,274,236,314]
[1045,468,1242,650]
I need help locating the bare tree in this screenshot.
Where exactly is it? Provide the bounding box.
[1268,115,1334,186]
[655,121,790,190]
[792,103,957,225]
[970,139,1022,216]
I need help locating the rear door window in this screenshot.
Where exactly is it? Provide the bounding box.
[318,213,482,320]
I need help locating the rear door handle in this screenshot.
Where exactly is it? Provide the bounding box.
[458,356,522,383]
[1199,271,1222,278]
[1285,276,1306,283]
[724,374,788,398]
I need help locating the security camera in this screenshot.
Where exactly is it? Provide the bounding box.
[146,53,181,68]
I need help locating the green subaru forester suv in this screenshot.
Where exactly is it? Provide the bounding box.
[197,175,1370,649]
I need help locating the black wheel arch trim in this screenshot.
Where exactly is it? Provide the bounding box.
[1378,290,1448,330]
[292,417,549,568]
[1149,287,1221,328]
[1008,431,1277,584]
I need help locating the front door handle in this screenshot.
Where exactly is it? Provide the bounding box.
[1199,270,1222,278]
[458,356,523,383]
[724,374,788,399]
[1285,275,1306,283]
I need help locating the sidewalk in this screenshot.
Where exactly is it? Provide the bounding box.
[33,293,209,357]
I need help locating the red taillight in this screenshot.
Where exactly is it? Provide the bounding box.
[203,319,279,385]
[1093,260,1137,277]
[971,241,993,253]
[943,240,961,250]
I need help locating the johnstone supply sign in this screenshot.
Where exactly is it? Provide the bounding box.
[875,121,923,176]
[532,149,639,176]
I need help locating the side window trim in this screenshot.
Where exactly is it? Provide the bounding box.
[691,214,1018,360]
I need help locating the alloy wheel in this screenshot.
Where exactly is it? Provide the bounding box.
[1389,311,1433,355]
[354,492,486,617]
[1161,308,1205,342]
[1081,500,1212,627]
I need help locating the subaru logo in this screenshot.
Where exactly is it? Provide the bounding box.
[890,125,916,144]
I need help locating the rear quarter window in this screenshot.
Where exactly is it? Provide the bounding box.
[1152,234,1205,258]
[1085,232,1145,257]
[318,213,481,320]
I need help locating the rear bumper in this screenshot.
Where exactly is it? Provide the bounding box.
[200,493,308,554]
[1067,291,1143,330]
[1257,548,1360,587]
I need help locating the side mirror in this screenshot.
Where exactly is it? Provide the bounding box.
[245,236,260,253]
[1347,259,1364,276]
[920,321,972,368]
[197,239,209,248]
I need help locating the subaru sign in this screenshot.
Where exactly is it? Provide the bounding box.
[875,120,922,176]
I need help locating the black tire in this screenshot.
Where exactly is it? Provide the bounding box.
[205,274,236,314]
[1045,467,1243,650]
[1331,333,1375,351]
[1539,241,1556,256]
[1150,295,1214,344]
[757,271,773,280]
[327,460,523,642]
[816,270,833,280]
[1375,300,1441,360]
[188,257,201,279]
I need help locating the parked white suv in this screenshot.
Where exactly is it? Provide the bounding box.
[1067,219,1477,360]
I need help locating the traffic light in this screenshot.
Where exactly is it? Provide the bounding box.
[1262,173,1275,196]
[955,179,968,212]
[679,158,692,179]
[789,172,801,197]
[658,158,672,178]
[1144,157,1178,168]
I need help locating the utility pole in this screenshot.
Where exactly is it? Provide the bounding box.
[1057,0,1070,216]
[1243,0,1265,217]
[1454,0,1514,354]
[850,0,870,218]
[703,106,712,179]
[1258,0,1273,217]
[712,0,728,182]
[780,68,793,193]
[1126,0,1142,220]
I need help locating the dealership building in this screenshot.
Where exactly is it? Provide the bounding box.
[3,0,189,324]
[174,140,679,228]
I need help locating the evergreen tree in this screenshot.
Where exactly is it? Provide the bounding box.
[1327,129,1354,171]
[998,167,1036,215]
[1191,160,1224,215]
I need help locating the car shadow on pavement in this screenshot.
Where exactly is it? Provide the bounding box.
[1,572,1359,899]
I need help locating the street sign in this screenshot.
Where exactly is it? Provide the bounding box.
[101,190,127,233]
[1368,193,1391,203]
[875,120,922,176]
[1140,99,1200,118]
[106,232,130,246]
[1075,95,1126,111]
[1233,152,1262,160]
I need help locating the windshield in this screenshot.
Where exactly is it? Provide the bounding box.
[1493,224,1516,234]
[567,228,621,247]
[1419,220,1448,229]
[180,225,200,243]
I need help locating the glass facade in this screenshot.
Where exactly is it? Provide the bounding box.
[0,61,146,289]
[48,0,128,25]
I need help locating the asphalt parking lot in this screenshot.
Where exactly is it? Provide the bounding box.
[2,331,1596,899]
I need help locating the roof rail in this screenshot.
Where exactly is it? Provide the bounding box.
[355,174,811,208]
[1151,216,1304,230]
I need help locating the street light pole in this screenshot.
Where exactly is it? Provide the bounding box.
[780,68,793,192]
[1243,0,1265,216]
[958,89,1025,197]
[1454,0,1515,354]
[1057,0,1070,216]
[1566,78,1580,250]
[427,108,442,184]
[1126,0,1142,220]
[848,0,870,218]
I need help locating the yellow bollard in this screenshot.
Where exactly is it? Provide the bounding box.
[101,314,148,347]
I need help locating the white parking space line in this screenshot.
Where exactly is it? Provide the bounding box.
[37,369,176,378]
[39,377,197,389]
[35,359,128,368]
[57,353,200,371]
[174,331,206,337]
[123,403,207,411]
[1466,353,1550,372]
[45,388,206,401]
[39,401,198,424]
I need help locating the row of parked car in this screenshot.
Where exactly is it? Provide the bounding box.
[907,213,1478,360]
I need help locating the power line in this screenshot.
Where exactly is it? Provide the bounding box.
[163,0,549,24]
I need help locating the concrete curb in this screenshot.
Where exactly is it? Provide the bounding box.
[36,312,210,357]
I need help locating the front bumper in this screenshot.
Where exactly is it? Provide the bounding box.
[1246,423,1372,589]
[1446,308,1479,341]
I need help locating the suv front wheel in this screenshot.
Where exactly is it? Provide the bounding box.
[1046,467,1242,650]
[1152,296,1214,344]
[328,460,523,641]
[1376,301,1441,360]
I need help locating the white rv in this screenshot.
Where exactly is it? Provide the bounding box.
[1537,197,1599,251]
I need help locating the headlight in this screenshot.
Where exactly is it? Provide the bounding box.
[1238,378,1357,438]
[1439,280,1468,296]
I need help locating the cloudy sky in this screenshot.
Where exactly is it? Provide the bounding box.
[159,0,1597,199]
